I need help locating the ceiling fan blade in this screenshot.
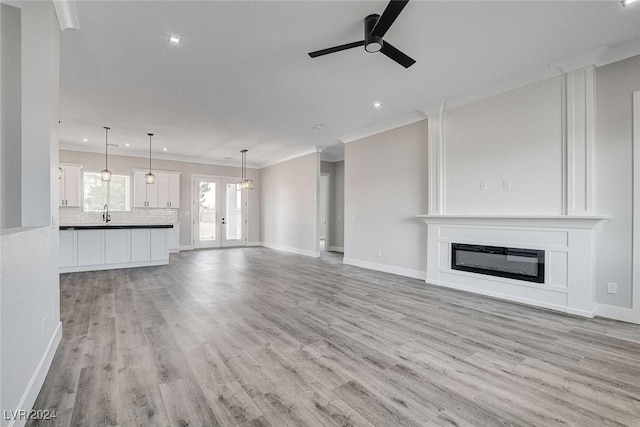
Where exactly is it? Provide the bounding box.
[371,0,410,38]
[380,42,416,68]
[308,40,365,58]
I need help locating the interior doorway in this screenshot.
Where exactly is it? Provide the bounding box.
[192,175,245,248]
[319,173,330,252]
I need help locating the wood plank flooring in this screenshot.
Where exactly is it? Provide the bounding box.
[28,248,640,426]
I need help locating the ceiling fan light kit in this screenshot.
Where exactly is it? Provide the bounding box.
[308,0,416,68]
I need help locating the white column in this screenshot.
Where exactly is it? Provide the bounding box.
[427,112,444,214]
[566,66,595,215]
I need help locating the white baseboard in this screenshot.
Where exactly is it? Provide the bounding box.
[262,242,321,258]
[343,257,427,280]
[60,259,169,273]
[246,241,262,247]
[179,245,194,251]
[328,246,344,253]
[8,322,62,427]
[595,303,639,324]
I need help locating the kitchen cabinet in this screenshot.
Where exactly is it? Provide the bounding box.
[77,229,104,266]
[131,229,150,262]
[158,172,180,208]
[133,170,180,208]
[59,225,171,272]
[133,171,158,208]
[59,230,77,267]
[167,227,180,253]
[150,228,167,260]
[59,164,82,207]
[105,229,131,264]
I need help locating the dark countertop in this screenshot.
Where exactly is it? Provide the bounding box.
[60,224,174,230]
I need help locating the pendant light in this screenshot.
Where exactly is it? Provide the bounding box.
[237,149,254,190]
[145,133,156,184]
[101,126,112,181]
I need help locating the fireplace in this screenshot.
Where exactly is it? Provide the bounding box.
[451,243,545,284]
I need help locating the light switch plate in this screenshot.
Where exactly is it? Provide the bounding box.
[607,282,618,294]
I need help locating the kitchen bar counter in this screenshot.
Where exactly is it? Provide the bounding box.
[60,225,172,272]
[60,224,173,230]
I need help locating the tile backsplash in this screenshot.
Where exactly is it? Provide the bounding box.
[59,207,179,226]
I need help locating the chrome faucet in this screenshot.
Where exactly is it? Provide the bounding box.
[102,204,111,223]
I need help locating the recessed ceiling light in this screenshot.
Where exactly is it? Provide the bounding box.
[163,147,168,151]
[82,138,88,142]
[125,143,130,147]
[622,0,638,6]
[312,124,324,130]
[224,157,232,160]
[168,35,182,45]
[373,102,382,108]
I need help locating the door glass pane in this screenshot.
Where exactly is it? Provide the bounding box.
[226,183,242,240]
[199,181,216,242]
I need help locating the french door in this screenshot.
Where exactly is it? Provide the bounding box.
[192,176,245,248]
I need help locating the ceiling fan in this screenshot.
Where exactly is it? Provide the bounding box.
[308,0,416,68]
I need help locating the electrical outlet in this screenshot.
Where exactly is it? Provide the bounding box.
[52,302,57,318]
[378,250,383,258]
[480,181,488,191]
[503,179,511,190]
[42,318,47,337]
[607,282,618,294]
[351,214,356,221]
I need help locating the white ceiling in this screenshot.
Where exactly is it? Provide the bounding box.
[58,0,640,167]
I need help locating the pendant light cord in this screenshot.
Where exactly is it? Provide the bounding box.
[104,126,110,170]
[148,133,153,172]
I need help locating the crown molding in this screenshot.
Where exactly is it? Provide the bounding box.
[338,110,428,144]
[59,142,259,169]
[258,146,323,169]
[52,0,79,31]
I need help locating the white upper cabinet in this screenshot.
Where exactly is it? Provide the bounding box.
[133,171,149,208]
[158,172,180,208]
[133,169,180,208]
[59,164,82,207]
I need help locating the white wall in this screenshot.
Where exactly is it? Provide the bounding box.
[444,77,564,215]
[261,153,319,257]
[344,120,428,278]
[0,2,62,424]
[595,55,640,308]
[1,3,22,229]
[59,150,261,247]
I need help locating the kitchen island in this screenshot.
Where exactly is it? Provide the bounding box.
[59,224,173,273]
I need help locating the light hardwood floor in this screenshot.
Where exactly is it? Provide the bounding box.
[28,248,640,426]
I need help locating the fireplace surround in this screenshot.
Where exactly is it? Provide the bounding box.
[417,215,608,317]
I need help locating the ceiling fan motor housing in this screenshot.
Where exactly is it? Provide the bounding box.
[364,14,383,53]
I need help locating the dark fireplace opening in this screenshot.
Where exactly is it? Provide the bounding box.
[451,243,545,283]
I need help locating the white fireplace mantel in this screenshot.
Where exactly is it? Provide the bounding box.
[417,215,609,229]
[417,214,609,318]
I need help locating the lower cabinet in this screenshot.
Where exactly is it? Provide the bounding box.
[168,227,180,253]
[59,230,77,268]
[150,229,167,261]
[131,229,150,262]
[77,230,104,266]
[105,229,131,264]
[59,227,171,272]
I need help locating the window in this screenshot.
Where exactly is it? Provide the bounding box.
[83,172,131,212]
